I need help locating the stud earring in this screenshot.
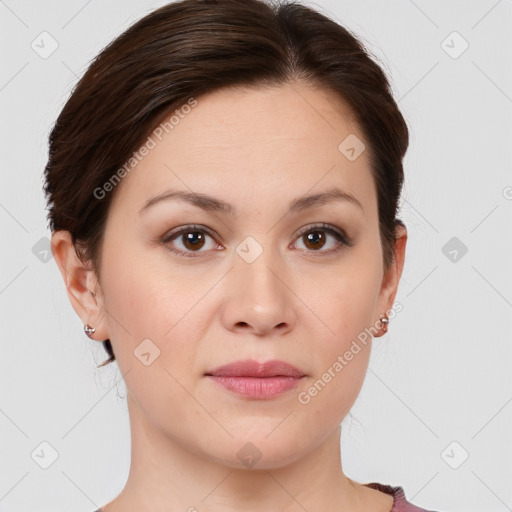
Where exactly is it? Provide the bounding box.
[379,314,389,334]
[84,324,96,338]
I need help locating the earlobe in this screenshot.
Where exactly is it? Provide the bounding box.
[50,230,108,341]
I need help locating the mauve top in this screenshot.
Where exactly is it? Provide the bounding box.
[92,481,439,511]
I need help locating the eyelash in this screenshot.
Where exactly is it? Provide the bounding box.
[160,223,352,259]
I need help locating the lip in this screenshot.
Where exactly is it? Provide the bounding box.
[205,359,306,399]
[206,359,306,378]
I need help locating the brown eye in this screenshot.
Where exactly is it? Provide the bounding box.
[181,231,206,251]
[303,230,327,250]
[162,225,220,258]
[293,224,350,254]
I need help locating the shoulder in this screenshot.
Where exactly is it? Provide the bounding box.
[364,481,441,512]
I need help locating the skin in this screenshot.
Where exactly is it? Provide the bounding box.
[52,81,407,512]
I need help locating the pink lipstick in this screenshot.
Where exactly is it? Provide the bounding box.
[205,359,306,399]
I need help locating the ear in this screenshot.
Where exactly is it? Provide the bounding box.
[374,223,407,336]
[51,230,109,341]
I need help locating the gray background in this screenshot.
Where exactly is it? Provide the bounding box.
[1,0,511,511]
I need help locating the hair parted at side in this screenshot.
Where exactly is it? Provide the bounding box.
[43,0,409,368]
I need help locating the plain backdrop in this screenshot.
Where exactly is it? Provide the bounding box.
[1,1,511,511]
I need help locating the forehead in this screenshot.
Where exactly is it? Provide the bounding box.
[109,82,376,218]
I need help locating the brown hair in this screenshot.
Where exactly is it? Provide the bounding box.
[43,0,409,368]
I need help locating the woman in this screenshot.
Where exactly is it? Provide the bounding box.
[44,0,439,510]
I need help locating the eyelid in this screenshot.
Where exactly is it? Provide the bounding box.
[162,224,218,243]
[159,224,222,259]
[293,222,351,246]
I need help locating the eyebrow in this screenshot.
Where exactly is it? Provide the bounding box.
[138,187,364,216]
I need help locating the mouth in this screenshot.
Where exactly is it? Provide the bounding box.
[205,359,306,399]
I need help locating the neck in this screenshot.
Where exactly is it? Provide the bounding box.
[101,393,383,512]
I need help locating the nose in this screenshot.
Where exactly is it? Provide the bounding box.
[220,246,296,337]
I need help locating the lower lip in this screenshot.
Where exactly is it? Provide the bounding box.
[207,376,304,399]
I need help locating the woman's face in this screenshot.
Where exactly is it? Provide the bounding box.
[58,82,406,468]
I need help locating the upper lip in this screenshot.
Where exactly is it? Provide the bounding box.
[205,359,306,378]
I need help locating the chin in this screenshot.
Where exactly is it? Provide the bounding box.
[201,431,309,471]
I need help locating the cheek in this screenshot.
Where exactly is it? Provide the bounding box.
[99,244,216,382]
[298,251,381,411]
[101,229,179,330]
[311,255,381,343]
[98,257,206,427]
[298,280,376,425]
